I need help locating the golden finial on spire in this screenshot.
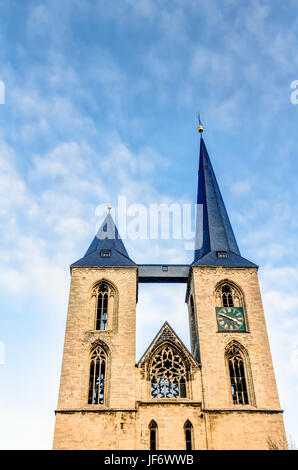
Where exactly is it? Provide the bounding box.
[107,204,112,211]
[197,112,204,134]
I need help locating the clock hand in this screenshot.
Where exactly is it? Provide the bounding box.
[219,313,237,322]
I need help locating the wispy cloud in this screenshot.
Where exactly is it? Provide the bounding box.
[0,0,297,449]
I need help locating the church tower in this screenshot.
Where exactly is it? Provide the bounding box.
[53,213,139,449]
[53,128,287,450]
[187,136,287,449]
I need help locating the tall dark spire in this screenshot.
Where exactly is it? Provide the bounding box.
[192,137,257,268]
[71,212,136,268]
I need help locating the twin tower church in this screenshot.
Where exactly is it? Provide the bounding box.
[53,129,287,450]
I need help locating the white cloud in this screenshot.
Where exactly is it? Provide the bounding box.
[230,180,251,195]
[244,0,270,37]
[263,289,297,314]
[32,142,88,180]
[0,407,55,450]
[0,143,30,215]
[259,264,298,444]
[54,216,90,240]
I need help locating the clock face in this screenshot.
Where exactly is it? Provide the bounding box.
[216,307,246,332]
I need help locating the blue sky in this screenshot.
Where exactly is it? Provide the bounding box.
[0,0,297,449]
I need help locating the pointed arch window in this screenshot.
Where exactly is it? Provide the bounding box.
[222,285,234,307]
[91,281,116,331]
[149,420,158,450]
[150,345,187,399]
[88,344,107,405]
[215,281,243,308]
[184,420,193,450]
[226,344,249,405]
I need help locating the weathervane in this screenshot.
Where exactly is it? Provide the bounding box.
[197,112,204,135]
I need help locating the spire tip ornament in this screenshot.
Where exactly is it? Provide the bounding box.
[197,113,204,134]
[107,204,112,211]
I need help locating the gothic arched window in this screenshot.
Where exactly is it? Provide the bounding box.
[91,281,116,331]
[226,343,249,405]
[215,281,243,308]
[149,420,158,450]
[184,420,193,450]
[88,344,107,405]
[150,345,187,399]
[222,285,234,307]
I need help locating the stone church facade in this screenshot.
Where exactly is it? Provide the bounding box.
[53,134,287,450]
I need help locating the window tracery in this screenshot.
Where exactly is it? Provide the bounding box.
[215,282,242,308]
[88,344,107,405]
[226,343,249,405]
[91,281,116,330]
[150,345,187,399]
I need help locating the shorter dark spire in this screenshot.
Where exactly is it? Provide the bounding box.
[71,212,136,268]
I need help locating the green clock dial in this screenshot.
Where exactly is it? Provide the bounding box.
[216,307,246,332]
